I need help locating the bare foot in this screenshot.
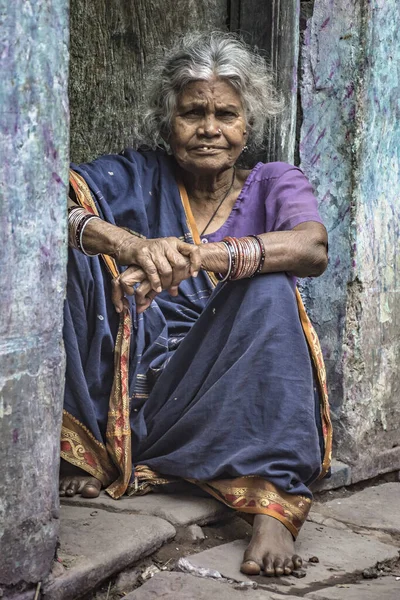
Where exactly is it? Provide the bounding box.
[59,459,101,498]
[241,514,302,577]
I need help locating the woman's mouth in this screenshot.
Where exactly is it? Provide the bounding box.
[191,146,225,153]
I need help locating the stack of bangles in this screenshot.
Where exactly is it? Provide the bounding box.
[218,235,266,282]
[68,205,100,256]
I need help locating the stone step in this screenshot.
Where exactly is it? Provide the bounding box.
[305,577,400,599]
[61,490,230,527]
[42,506,175,600]
[182,520,398,595]
[123,571,300,599]
[312,482,400,534]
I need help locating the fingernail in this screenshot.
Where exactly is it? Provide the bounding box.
[193,271,199,277]
[156,286,162,293]
[115,307,121,313]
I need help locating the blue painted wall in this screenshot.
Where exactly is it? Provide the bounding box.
[0,0,68,588]
[300,0,400,477]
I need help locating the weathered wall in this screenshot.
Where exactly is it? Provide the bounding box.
[300,0,361,431]
[300,0,400,476]
[343,0,400,479]
[232,0,300,164]
[69,0,227,163]
[0,0,68,592]
[70,0,300,166]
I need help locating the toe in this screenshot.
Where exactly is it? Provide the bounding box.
[293,554,303,570]
[273,557,284,577]
[283,558,294,575]
[59,476,71,497]
[65,478,79,497]
[263,554,275,577]
[240,559,261,575]
[81,478,101,498]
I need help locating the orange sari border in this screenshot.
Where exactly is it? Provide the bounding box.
[63,170,133,499]
[129,467,310,539]
[177,180,219,286]
[196,477,310,539]
[296,290,332,480]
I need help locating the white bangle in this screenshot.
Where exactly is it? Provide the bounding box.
[79,215,100,256]
[218,241,232,283]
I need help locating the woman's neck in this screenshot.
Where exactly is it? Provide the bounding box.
[181,167,236,205]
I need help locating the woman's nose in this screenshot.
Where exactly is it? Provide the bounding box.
[198,116,221,137]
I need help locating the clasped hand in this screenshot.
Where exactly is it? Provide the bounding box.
[112,236,201,313]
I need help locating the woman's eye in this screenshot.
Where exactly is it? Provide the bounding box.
[184,109,202,117]
[218,111,236,119]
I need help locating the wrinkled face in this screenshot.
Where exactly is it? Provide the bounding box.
[168,79,248,175]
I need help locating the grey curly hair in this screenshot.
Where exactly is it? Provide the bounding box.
[137,31,283,152]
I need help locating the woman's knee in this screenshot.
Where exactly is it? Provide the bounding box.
[223,272,295,306]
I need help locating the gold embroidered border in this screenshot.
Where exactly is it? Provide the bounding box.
[132,466,310,539]
[61,410,117,486]
[105,307,133,499]
[67,170,133,499]
[196,477,310,539]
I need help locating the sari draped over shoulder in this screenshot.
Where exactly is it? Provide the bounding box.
[62,148,332,538]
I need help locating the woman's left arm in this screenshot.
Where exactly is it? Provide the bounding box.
[199,221,328,279]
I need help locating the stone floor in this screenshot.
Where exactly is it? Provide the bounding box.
[41,481,400,600]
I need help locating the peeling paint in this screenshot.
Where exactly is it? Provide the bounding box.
[0,0,68,587]
[300,0,400,476]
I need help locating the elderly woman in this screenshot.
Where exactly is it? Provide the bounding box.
[60,32,331,577]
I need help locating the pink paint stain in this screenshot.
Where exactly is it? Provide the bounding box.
[321,17,330,30]
[345,84,355,99]
[311,153,321,167]
[314,128,327,147]
[300,124,315,150]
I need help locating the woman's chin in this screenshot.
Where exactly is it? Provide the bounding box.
[178,156,236,176]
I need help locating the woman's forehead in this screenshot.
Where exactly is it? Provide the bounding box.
[177,79,243,106]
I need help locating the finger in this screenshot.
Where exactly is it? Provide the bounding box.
[178,242,202,276]
[152,255,173,290]
[165,248,191,285]
[168,285,179,297]
[136,288,158,314]
[135,280,153,306]
[136,298,153,314]
[119,266,146,296]
[111,278,124,313]
[136,253,162,293]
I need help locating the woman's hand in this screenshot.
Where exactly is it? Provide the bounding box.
[112,265,171,314]
[111,261,190,315]
[115,236,201,294]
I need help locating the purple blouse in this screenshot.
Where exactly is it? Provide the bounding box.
[202,162,323,244]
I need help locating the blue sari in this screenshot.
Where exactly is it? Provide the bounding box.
[62,148,331,538]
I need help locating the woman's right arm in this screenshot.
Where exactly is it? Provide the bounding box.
[68,201,201,309]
